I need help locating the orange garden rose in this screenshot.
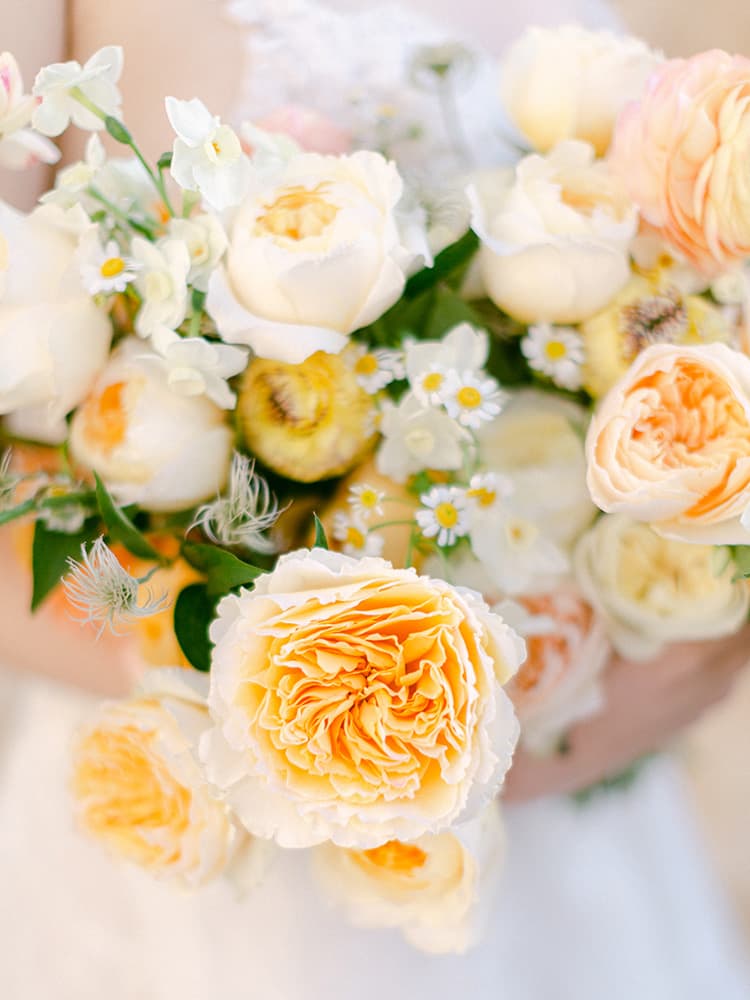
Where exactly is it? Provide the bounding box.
[202,549,523,849]
[611,50,750,274]
[586,343,750,543]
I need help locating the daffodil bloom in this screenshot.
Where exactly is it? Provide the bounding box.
[32,46,123,136]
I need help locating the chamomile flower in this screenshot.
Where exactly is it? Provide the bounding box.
[348,483,385,520]
[78,231,137,295]
[406,323,489,404]
[349,345,405,394]
[522,324,584,391]
[191,453,283,554]
[439,370,506,429]
[63,537,168,638]
[331,511,384,557]
[466,471,514,510]
[412,364,450,406]
[416,485,469,548]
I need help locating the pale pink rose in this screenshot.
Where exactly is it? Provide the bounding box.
[255,105,351,155]
[611,50,750,275]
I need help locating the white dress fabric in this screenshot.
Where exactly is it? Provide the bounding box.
[2,2,750,997]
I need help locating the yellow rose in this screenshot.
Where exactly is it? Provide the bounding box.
[202,548,523,848]
[573,514,749,660]
[237,349,376,482]
[72,671,237,887]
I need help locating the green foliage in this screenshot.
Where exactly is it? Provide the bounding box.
[732,545,750,581]
[182,542,263,597]
[31,519,98,611]
[173,583,218,672]
[105,115,133,145]
[0,498,36,528]
[403,230,479,298]
[313,514,330,550]
[94,474,165,563]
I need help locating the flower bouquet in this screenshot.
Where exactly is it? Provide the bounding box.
[2,25,750,954]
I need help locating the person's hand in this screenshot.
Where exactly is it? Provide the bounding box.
[503,628,750,803]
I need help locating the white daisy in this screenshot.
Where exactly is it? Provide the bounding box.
[78,230,137,295]
[521,324,584,391]
[191,453,282,554]
[416,485,469,548]
[63,537,168,638]
[439,370,506,429]
[406,322,489,405]
[348,483,385,520]
[331,511,384,557]
[349,345,405,394]
[466,471,514,510]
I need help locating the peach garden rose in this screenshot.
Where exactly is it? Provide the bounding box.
[202,548,523,849]
[586,343,750,543]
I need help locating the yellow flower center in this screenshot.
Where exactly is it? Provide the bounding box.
[212,140,221,156]
[434,502,459,529]
[544,340,567,361]
[346,525,366,550]
[358,488,379,509]
[257,184,339,241]
[456,385,482,409]
[100,256,126,279]
[354,354,379,377]
[506,518,538,548]
[421,371,444,393]
[467,486,496,507]
[360,840,428,874]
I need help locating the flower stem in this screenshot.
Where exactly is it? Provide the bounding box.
[87,186,157,239]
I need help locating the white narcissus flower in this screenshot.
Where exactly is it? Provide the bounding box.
[167,214,228,292]
[0,201,112,443]
[207,150,425,364]
[40,133,106,207]
[405,322,489,405]
[201,548,522,849]
[314,803,506,955]
[132,237,190,338]
[573,514,750,661]
[166,97,251,211]
[32,46,123,137]
[0,52,59,169]
[469,141,637,324]
[69,337,233,512]
[77,230,137,295]
[146,325,248,409]
[376,392,470,483]
[500,26,662,156]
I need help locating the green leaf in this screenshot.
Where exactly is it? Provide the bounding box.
[732,545,750,580]
[182,542,263,597]
[404,230,479,298]
[0,497,36,527]
[31,519,97,611]
[174,583,218,672]
[105,115,133,145]
[313,514,329,550]
[94,474,164,562]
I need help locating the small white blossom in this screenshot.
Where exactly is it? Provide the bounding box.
[78,230,137,295]
[348,483,385,519]
[0,52,59,169]
[331,511,384,558]
[191,453,282,554]
[416,485,469,548]
[146,325,247,409]
[32,46,123,137]
[167,214,228,292]
[466,471,514,509]
[166,97,251,211]
[377,392,470,483]
[132,237,191,338]
[406,323,489,403]
[522,323,584,391]
[348,344,405,394]
[40,134,106,207]
[439,370,506,429]
[63,537,168,638]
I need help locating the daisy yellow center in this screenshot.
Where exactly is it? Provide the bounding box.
[467,486,496,507]
[421,372,444,393]
[100,256,126,279]
[544,340,567,361]
[360,840,428,874]
[346,525,366,549]
[358,489,379,509]
[456,385,482,409]
[434,502,459,529]
[257,184,339,241]
[354,354,379,376]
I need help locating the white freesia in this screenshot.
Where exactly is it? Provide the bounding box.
[69,338,233,512]
[500,26,662,156]
[167,214,227,291]
[207,150,424,364]
[146,325,247,409]
[201,548,522,849]
[0,52,59,169]
[314,803,506,955]
[0,201,111,443]
[166,97,251,211]
[132,237,190,338]
[574,514,750,661]
[32,46,123,137]
[405,323,489,404]
[469,141,637,324]
[376,392,469,483]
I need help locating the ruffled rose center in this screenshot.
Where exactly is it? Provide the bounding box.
[256,183,339,241]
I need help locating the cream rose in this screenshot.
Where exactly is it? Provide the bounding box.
[586,343,750,543]
[0,201,111,443]
[207,150,423,364]
[501,26,662,156]
[71,670,237,888]
[69,338,233,512]
[202,548,523,849]
[313,803,505,955]
[574,514,750,660]
[470,141,637,324]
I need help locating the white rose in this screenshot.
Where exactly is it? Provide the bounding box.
[69,337,233,512]
[501,26,662,156]
[469,141,637,324]
[0,201,111,443]
[313,803,505,955]
[207,150,423,364]
[573,514,750,661]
